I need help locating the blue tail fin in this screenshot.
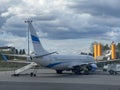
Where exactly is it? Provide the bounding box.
[25,20,48,56]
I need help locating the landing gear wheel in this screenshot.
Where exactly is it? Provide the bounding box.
[74,71,81,75]
[72,66,82,75]
[73,65,89,75]
[12,74,19,77]
[80,65,90,75]
[30,72,33,77]
[30,72,36,77]
[34,74,36,77]
[114,72,118,75]
[73,69,81,75]
[56,70,63,74]
[109,70,114,75]
[84,70,89,75]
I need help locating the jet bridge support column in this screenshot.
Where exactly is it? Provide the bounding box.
[94,43,98,60]
[111,42,116,60]
[98,43,102,57]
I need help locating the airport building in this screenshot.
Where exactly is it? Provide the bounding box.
[93,42,116,60]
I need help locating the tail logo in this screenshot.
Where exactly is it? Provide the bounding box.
[31,35,40,42]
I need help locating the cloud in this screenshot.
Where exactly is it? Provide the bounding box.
[0,0,120,53]
[0,31,27,49]
[69,0,120,17]
[105,27,120,42]
[1,16,27,37]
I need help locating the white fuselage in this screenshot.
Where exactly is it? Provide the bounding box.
[33,54,96,70]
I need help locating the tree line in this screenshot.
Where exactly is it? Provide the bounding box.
[11,48,26,54]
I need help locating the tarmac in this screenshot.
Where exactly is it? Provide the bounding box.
[0,69,120,90]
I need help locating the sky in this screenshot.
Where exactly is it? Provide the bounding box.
[0,0,120,54]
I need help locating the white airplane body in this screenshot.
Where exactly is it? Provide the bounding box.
[2,20,97,75]
[26,20,97,75]
[34,54,94,69]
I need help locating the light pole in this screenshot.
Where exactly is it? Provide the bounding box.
[25,20,32,60]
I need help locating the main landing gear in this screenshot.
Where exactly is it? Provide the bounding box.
[30,72,36,77]
[72,65,89,75]
[56,70,63,74]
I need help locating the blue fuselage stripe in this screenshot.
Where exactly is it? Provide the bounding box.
[46,62,64,68]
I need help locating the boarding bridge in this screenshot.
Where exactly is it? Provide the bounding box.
[13,62,37,76]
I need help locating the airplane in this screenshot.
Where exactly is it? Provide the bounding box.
[24,20,97,75]
[2,20,97,76]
